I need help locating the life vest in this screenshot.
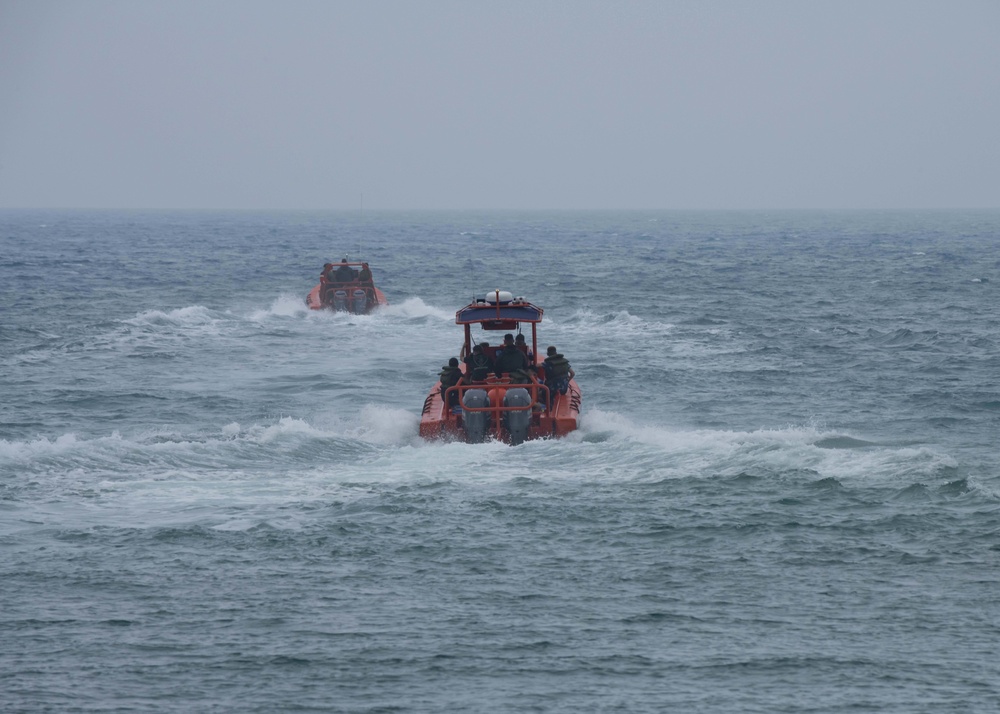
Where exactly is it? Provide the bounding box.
[544,355,571,378]
[438,366,463,388]
[509,368,533,384]
[467,353,492,381]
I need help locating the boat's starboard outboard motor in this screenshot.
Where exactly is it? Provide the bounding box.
[462,389,490,443]
[332,289,348,311]
[503,387,532,445]
[352,289,367,313]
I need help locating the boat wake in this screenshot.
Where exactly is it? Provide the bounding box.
[249,295,452,324]
[557,309,675,339]
[377,297,453,322]
[249,294,312,320]
[576,408,960,488]
[125,305,225,328]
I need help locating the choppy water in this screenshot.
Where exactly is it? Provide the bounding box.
[2,209,1000,712]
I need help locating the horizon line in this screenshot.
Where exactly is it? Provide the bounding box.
[2,205,998,213]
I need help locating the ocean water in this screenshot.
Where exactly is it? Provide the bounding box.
[2,209,999,712]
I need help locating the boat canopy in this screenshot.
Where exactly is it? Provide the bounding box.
[456,292,543,330]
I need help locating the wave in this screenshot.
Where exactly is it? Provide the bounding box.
[114,305,238,351]
[247,295,453,324]
[557,309,675,338]
[377,297,453,322]
[3,404,960,487]
[0,406,983,540]
[248,294,311,320]
[575,409,960,487]
[551,309,754,360]
[8,307,234,364]
[865,327,944,350]
[0,407,423,479]
[124,305,226,329]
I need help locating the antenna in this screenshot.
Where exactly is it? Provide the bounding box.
[468,231,476,303]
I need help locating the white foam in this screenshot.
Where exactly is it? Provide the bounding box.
[242,415,325,443]
[0,432,89,461]
[556,309,675,339]
[378,297,453,321]
[248,294,310,320]
[576,409,958,486]
[125,305,220,328]
[346,405,422,445]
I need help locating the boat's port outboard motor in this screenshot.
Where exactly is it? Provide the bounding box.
[351,289,367,313]
[462,389,490,443]
[332,289,348,311]
[503,388,532,445]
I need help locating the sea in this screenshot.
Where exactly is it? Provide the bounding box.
[2,209,999,712]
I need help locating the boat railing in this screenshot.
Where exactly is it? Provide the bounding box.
[324,278,369,289]
[443,376,552,416]
[443,376,552,441]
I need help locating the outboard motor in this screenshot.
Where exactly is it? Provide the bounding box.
[351,289,368,313]
[332,289,348,311]
[462,389,491,443]
[503,387,532,445]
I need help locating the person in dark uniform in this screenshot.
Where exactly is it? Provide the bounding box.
[542,345,575,397]
[439,357,464,407]
[464,344,493,383]
[494,333,529,378]
[334,258,355,283]
[514,332,533,361]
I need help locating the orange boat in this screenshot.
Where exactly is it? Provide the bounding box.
[306,260,388,313]
[419,290,582,444]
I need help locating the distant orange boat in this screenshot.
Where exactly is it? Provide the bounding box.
[420,290,582,444]
[306,260,388,313]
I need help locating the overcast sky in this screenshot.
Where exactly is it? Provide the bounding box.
[1,0,998,210]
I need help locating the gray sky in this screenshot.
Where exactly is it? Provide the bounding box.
[1,0,998,210]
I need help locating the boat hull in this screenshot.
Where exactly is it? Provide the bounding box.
[306,284,388,313]
[419,371,581,443]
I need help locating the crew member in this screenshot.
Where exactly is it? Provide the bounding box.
[514,333,533,361]
[542,345,575,398]
[464,344,493,382]
[494,333,529,378]
[438,357,464,407]
[334,258,355,283]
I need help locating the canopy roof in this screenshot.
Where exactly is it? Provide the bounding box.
[455,296,543,328]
